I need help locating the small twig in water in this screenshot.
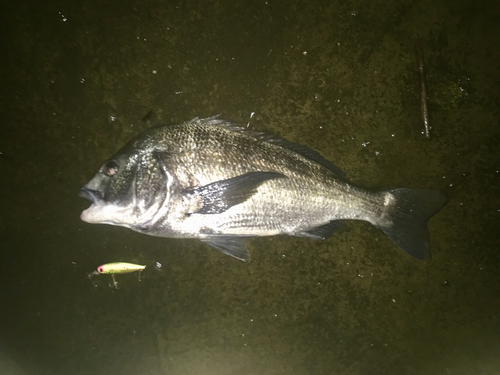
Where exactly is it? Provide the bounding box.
[414,38,430,138]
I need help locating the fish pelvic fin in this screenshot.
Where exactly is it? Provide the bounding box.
[375,188,446,260]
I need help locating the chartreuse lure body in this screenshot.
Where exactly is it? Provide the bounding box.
[97,262,146,275]
[89,262,146,289]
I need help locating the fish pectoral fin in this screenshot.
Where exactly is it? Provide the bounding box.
[201,236,251,261]
[296,220,344,240]
[186,171,286,215]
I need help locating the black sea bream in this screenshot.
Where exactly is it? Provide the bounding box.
[79,117,446,261]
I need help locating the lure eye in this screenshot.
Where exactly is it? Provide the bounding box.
[103,160,119,177]
[97,266,104,273]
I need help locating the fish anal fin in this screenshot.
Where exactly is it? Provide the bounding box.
[201,236,251,261]
[296,220,344,240]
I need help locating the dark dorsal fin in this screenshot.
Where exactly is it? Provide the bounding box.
[263,137,348,181]
[191,116,348,181]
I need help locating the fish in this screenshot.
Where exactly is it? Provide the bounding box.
[79,116,446,261]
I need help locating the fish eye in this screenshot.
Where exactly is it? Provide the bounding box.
[103,160,119,177]
[97,266,104,273]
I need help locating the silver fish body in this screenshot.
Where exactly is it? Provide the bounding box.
[79,117,446,261]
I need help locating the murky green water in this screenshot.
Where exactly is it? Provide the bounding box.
[1,0,499,374]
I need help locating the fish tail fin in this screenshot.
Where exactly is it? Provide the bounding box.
[375,188,446,260]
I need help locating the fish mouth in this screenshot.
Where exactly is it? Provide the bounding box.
[79,187,104,204]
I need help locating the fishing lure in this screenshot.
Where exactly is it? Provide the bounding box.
[88,262,146,289]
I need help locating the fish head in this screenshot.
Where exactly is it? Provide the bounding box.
[79,144,170,229]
